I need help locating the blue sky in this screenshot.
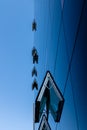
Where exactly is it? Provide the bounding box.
[0,0,34,129]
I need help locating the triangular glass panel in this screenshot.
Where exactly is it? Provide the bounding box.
[38,115,51,130]
[35,71,64,122]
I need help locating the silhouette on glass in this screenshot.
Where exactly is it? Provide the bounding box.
[32,79,38,90]
[32,67,37,77]
[32,19,37,31]
[32,47,38,64]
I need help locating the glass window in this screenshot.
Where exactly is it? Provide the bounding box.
[35,71,64,123]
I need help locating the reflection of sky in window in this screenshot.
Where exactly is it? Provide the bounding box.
[34,0,87,130]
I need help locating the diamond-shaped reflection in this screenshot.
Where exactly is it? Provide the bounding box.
[35,71,64,123]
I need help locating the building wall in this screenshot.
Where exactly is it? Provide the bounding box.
[34,0,87,129]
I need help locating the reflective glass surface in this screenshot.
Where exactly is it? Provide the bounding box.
[34,0,87,129]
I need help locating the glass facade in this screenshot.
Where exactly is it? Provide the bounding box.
[33,0,87,129]
[35,71,64,123]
